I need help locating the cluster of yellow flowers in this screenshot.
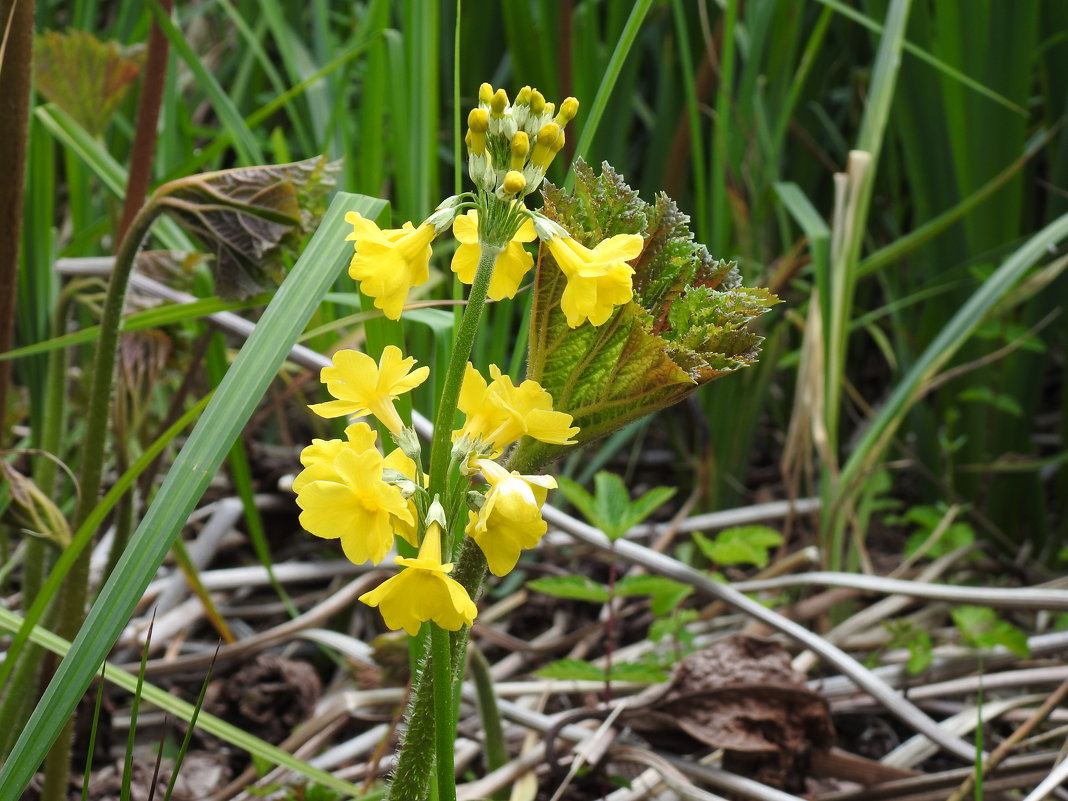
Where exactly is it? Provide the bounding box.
[296,84,647,637]
[347,84,645,329]
[294,346,577,635]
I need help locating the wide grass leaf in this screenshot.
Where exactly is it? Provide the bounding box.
[0,192,385,798]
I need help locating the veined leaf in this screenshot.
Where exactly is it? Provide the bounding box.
[161,155,341,299]
[517,161,779,470]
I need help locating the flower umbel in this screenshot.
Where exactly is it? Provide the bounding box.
[346,212,435,320]
[358,515,478,636]
[451,210,536,300]
[454,363,578,458]
[294,443,413,566]
[546,233,645,328]
[309,345,429,436]
[467,459,556,576]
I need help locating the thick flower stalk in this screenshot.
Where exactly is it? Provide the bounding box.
[294,80,775,801]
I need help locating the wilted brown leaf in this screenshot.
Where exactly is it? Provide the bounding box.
[631,634,834,792]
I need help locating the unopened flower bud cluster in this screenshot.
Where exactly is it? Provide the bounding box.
[466,82,578,199]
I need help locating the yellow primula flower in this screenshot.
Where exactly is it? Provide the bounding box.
[308,345,429,436]
[546,233,645,328]
[346,211,435,320]
[295,445,413,566]
[383,446,420,548]
[292,422,378,493]
[451,210,537,300]
[454,364,578,457]
[358,519,477,636]
[467,459,556,576]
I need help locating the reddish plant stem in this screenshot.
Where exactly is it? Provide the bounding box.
[116,0,173,245]
[0,0,37,447]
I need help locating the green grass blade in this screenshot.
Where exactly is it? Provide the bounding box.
[0,193,377,797]
[858,128,1052,277]
[567,0,655,187]
[838,211,1068,501]
[33,105,193,250]
[1,296,265,361]
[0,606,371,799]
[0,393,212,696]
[814,0,1027,116]
[148,2,264,164]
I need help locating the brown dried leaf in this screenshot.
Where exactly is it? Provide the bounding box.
[632,634,834,792]
[203,655,321,745]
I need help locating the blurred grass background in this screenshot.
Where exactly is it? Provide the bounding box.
[12,0,1068,566]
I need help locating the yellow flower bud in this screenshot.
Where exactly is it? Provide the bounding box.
[530,122,561,169]
[502,170,526,196]
[555,96,579,126]
[543,101,555,120]
[467,108,490,156]
[529,89,546,116]
[510,131,530,171]
[468,107,489,133]
[478,82,494,106]
[491,88,509,116]
[515,85,532,106]
[551,129,566,154]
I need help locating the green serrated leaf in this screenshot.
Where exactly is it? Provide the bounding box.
[162,156,342,300]
[555,476,603,531]
[692,527,782,568]
[34,29,143,137]
[952,606,1031,657]
[608,663,669,683]
[594,471,633,537]
[718,526,784,549]
[614,575,693,614]
[526,575,611,603]
[622,486,676,531]
[535,659,606,681]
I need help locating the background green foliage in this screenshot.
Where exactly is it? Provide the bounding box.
[12,0,1068,568]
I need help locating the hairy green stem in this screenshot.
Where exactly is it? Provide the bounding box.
[389,245,498,801]
[0,280,85,758]
[431,624,457,801]
[427,244,500,518]
[41,199,162,801]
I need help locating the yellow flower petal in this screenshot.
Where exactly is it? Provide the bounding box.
[547,233,644,328]
[358,526,477,634]
[347,213,436,320]
[467,459,556,576]
[294,445,410,566]
[309,345,429,435]
[454,364,578,456]
[450,210,535,301]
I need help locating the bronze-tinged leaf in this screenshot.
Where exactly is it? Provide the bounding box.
[515,161,779,472]
[160,156,341,300]
[34,29,144,137]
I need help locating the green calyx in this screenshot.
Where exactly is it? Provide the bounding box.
[514,160,780,472]
[474,190,528,251]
